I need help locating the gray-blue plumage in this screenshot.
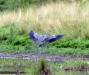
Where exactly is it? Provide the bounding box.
[29,31,63,46]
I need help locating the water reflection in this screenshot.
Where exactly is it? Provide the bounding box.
[55,71,89,75]
[0,71,89,75]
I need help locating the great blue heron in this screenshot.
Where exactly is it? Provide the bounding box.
[29,31,63,46]
[29,31,64,62]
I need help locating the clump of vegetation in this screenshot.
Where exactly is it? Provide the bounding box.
[34,58,51,75]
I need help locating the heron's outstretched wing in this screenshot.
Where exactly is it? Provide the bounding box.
[29,31,38,41]
[47,35,63,43]
[29,31,63,44]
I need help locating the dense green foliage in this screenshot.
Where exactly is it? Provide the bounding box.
[0,0,48,11]
[0,0,88,11]
[50,39,89,48]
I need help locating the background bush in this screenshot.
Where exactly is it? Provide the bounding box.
[0,0,48,11]
[0,0,88,11]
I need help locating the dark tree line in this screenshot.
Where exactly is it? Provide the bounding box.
[0,0,88,11]
[0,0,48,11]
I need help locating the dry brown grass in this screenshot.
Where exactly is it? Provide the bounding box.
[0,2,89,39]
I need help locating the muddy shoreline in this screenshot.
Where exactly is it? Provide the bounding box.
[0,53,88,62]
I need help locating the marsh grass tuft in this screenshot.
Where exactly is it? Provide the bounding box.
[35,58,51,75]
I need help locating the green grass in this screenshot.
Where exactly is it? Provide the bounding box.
[0,59,32,72]
[0,26,89,56]
[47,48,89,56]
[62,60,89,71]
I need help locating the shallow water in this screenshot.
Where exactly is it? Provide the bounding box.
[54,71,89,75]
[0,71,89,75]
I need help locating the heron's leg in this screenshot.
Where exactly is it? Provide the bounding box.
[39,44,48,61]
